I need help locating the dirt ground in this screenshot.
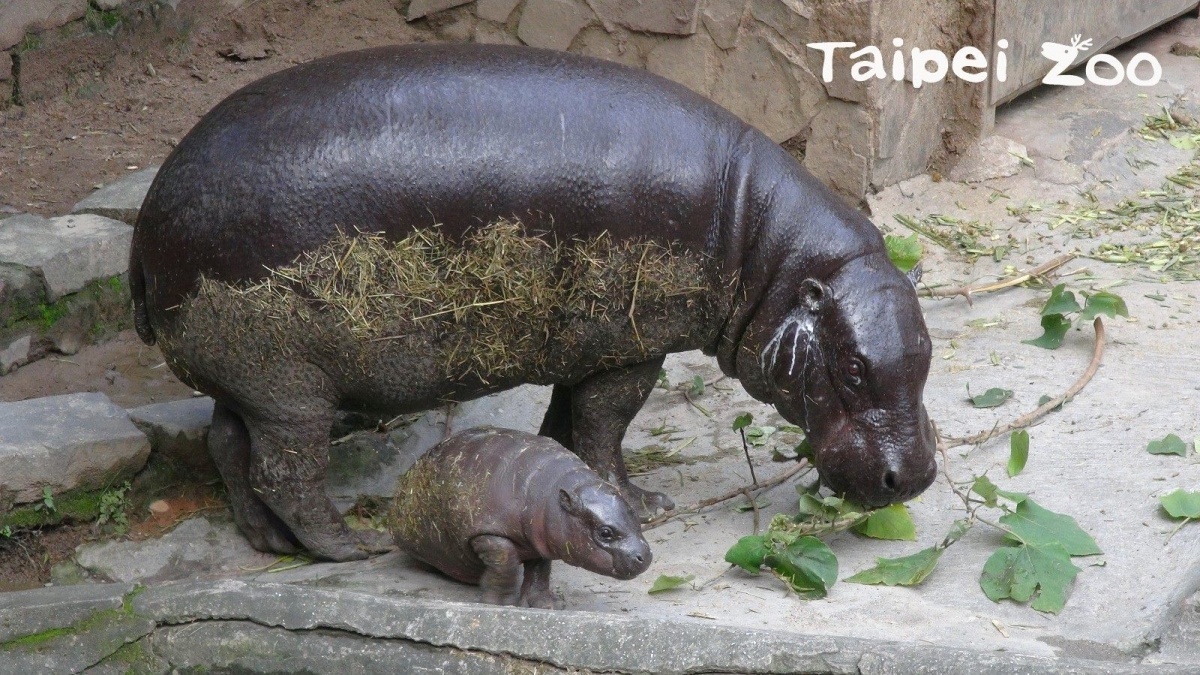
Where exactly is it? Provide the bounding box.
[0,0,430,217]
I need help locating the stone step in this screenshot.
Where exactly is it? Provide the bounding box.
[127,396,217,477]
[71,166,159,225]
[0,212,133,302]
[0,392,150,508]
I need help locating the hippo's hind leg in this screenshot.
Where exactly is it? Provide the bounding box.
[208,403,300,554]
[569,357,674,519]
[470,535,523,606]
[537,384,573,448]
[238,364,391,562]
[519,558,559,609]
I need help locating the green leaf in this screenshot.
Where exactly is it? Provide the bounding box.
[944,519,973,546]
[725,535,769,573]
[845,546,943,586]
[794,439,815,462]
[970,475,1027,508]
[1160,489,1200,519]
[853,504,917,541]
[1022,313,1072,349]
[885,233,922,273]
[1169,135,1199,150]
[968,387,1013,408]
[1008,430,1029,477]
[999,498,1102,556]
[980,543,1080,614]
[1147,433,1188,457]
[764,536,838,599]
[689,375,705,397]
[746,426,777,446]
[731,413,753,432]
[648,574,695,594]
[1080,291,1129,320]
[1041,284,1082,316]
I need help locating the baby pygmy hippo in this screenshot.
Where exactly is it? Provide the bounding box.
[389,426,652,609]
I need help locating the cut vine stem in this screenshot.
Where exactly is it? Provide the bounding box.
[919,254,1075,305]
[939,316,1106,450]
[642,460,810,530]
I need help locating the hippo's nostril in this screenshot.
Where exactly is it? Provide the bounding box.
[634,553,645,564]
[883,470,897,491]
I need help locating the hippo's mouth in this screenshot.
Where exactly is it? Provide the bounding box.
[809,411,938,508]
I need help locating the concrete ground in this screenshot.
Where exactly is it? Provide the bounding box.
[5,15,1200,675]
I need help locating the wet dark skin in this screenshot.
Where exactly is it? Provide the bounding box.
[390,427,651,609]
[130,43,937,562]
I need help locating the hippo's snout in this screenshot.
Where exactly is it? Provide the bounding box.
[814,406,938,508]
[611,541,653,580]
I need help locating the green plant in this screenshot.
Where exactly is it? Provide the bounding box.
[96,481,131,534]
[33,486,56,514]
[1024,284,1128,349]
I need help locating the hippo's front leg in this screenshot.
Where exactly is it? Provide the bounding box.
[519,559,559,609]
[568,358,674,519]
[471,535,523,605]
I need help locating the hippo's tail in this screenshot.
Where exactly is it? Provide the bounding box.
[129,237,156,346]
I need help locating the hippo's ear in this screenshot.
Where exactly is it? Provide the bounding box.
[800,279,831,314]
[559,488,585,517]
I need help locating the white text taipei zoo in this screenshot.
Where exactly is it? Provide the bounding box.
[807,38,1163,89]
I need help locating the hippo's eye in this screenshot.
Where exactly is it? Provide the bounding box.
[844,358,865,386]
[597,526,616,542]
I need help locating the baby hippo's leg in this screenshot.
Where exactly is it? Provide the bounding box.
[470,535,523,606]
[519,559,559,609]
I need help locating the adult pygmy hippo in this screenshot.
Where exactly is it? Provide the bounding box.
[130,43,937,562]
[390,427,651,608]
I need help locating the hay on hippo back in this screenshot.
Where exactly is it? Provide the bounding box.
[131,43,936,562]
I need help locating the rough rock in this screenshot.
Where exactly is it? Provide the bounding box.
[70,166,158,225]
[709,34,821,143]
[1034,158,1087,186]
[0,263,45,327]
[127,396,217,476]
[74,517,274,583]
[646,30,716,96]
[0,334,32,374]
[1,612,155,674]
[0,53,11,81]
[571,26,642,68]
[475,0,521,23]
[517,0,593,51]
[949,135,1029,183]
[405,0,472,21]
[0,213,133,301]
[92,0,128,8]
[804,99,872,198]
[591,0,700,35]
[0,0,87,52]
[0,392,150,504]
[700,0,746,49]
[0,582,135,643]
[473,21,521,45]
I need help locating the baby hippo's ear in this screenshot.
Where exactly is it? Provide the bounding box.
[559,488,584,517]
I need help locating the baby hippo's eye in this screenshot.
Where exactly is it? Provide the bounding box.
[597,526,616,542]
[845,358,864,387]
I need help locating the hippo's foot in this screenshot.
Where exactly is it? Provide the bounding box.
[518,587,560,610]
[518,559,560,609]
[472,535,523,606]
[619,482,675,522]
[233,500,302,555]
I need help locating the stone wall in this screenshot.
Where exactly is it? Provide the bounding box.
[397,0,994,199]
